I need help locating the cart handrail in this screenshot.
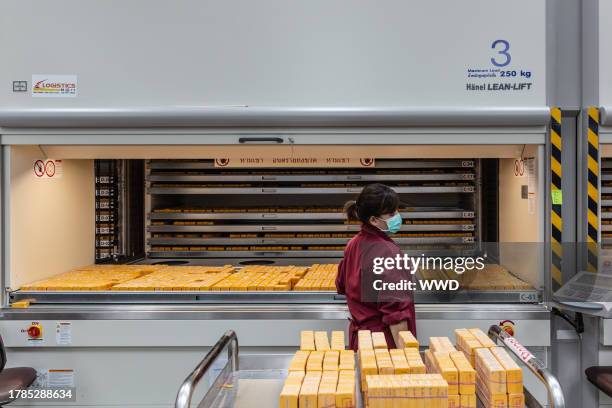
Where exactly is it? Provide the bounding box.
[488,325,565,408]
[175,330,239,408]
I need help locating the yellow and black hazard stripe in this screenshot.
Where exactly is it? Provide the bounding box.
[550,108,562,289]
[587,107,600,272]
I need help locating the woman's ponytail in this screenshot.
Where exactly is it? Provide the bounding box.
[343,200,359,221]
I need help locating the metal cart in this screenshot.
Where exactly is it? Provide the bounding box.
[175,326,565,408]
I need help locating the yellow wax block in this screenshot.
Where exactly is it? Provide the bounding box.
[468,328,497,348]
[430,337,457,353]
[460,393,477,408]
[462,338,484,367]
[365,375,378,408]
[359,349,378,389]
[300,330,315,351]
[331,331,345,351]
[339,350,355,371]
[487,393,508,408]
[405,376,416,408]
[410,376,423,408]
[433,352,459,395]
[475,348,506,394]
[335,382,355,408]
[389,349,410,374]
[398,330,419,349]
[508,393,525,408]
[306,351,324,372]
[315,331,331,351]
[476,372,507,408]
[449,351,476,395]
[323,351,340,371]
[279,383,301,408]
[279,371,304,408]
[285,371,305,384]
[405,348,426,374]
[490,347,523,393]
[448,394,460,408]
[374,349,394,374]
[424,350,437,373]
[288,350,310,372]
[317,371,338,408]
[454,328,483,366]
[358,330,374,350]
[372,331,388,349]
[298,372,321,408]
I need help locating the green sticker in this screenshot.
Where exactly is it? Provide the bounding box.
[551,189,562,205]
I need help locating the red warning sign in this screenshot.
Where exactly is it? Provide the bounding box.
[34,160,45,177]
[33,159,63,179]
[514,159,525,177]
[45,160,56,177]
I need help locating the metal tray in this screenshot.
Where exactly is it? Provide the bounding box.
[148,186,475,195]
[148,159,475,170]
[147,237,475,246]
[147,224,473,232]
[148,173,475,183]
[10,289,541,305]
[148,209,475,220]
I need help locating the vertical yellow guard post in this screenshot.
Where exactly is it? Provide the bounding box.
[550,108,563,290]
[587,107,600,272]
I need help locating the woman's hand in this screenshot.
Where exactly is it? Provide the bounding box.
[389,320,409,348]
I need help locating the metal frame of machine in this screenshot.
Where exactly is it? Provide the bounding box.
[0,1,559,406]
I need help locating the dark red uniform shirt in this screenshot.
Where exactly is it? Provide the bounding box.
[336,223,416,350]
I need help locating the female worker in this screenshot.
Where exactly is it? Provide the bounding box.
[336,183,416,350]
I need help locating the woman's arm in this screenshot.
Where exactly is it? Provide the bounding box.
[335,258,346,295]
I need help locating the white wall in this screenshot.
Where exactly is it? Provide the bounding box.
[8,146,94,289]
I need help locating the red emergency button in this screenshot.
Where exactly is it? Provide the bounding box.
[27,325,42,338]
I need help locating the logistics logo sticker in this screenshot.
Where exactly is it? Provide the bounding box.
[31,75,77,97]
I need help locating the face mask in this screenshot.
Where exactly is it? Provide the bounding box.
[377,213,403,234]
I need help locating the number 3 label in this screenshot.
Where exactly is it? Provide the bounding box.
[491,39,511,67]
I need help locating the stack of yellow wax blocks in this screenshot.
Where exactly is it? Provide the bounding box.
[398,330,419,349]
[293,264,338,291]
[331,331,346,351]
[315,331,331,351]
[357,330,376,390]
[20,264,162,291]
[211,266,300,291]
[424,337,476,408]
[336,370,356,408]
[358,331,428,395]
[404,348,427,374]
[475,348,507,408]
[454,328,497,367]
[371,332,388,349]
[111,266,234,291]
[280,330,356,408]
[489,347,524,408]
[279,371,306,408]
[300,331,316,351]
[366,373,449,408]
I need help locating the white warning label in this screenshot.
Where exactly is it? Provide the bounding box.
[56,322,72,346]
